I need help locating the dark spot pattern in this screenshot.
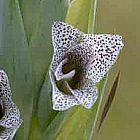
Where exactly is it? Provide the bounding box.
[0,70,22,140]
[51,21,83,71]
[82,34,124,83]
[71,79,98,108]
[50,22,124,111]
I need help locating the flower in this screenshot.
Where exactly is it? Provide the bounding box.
[49,21,124,111]
[0,70,22,140]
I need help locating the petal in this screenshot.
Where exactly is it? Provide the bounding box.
[0,97,21,128]
[51,22,83,71]
[67,79,98,109]
[83,34,124,83]
[52,21,83,54]
[49,71,79,111]
[0,70,12,97]
[0,71,21,128]
[0,120,22,140]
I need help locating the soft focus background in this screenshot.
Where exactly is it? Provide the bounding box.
[95,0,140,140]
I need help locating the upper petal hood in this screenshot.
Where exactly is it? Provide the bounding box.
[51,22,84,71]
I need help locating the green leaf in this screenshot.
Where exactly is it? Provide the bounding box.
[0,0,69,139]
[17,0,41,43]
[98,71,120,131]
[24,0,69,139]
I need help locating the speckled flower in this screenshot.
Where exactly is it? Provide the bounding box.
[49,21,124,111]
[0,70,22,140]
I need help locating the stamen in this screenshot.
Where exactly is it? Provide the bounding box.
[55,58,76,81]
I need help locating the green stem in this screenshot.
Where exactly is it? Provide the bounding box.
[88,0,98,33]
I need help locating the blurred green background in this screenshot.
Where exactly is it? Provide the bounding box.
[95,0,140,140]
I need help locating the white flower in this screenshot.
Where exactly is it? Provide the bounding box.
[49,21,124,111]
[0,70,22,140]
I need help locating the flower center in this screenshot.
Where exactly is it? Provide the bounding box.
[54,43,94,94]
[55,56,84,95]
[62,56,84,89]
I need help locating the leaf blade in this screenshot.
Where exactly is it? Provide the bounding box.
[98,71,120,130]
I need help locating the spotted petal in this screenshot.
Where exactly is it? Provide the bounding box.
[83,34,124,83]
[49,71,80,111]
[0,70,22,139]
[68,79,98,109]
[52,21,83,54]
[0,70,12,97]
[0,96,21,128]
[0,120,22,140]
[51,22,83,71]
